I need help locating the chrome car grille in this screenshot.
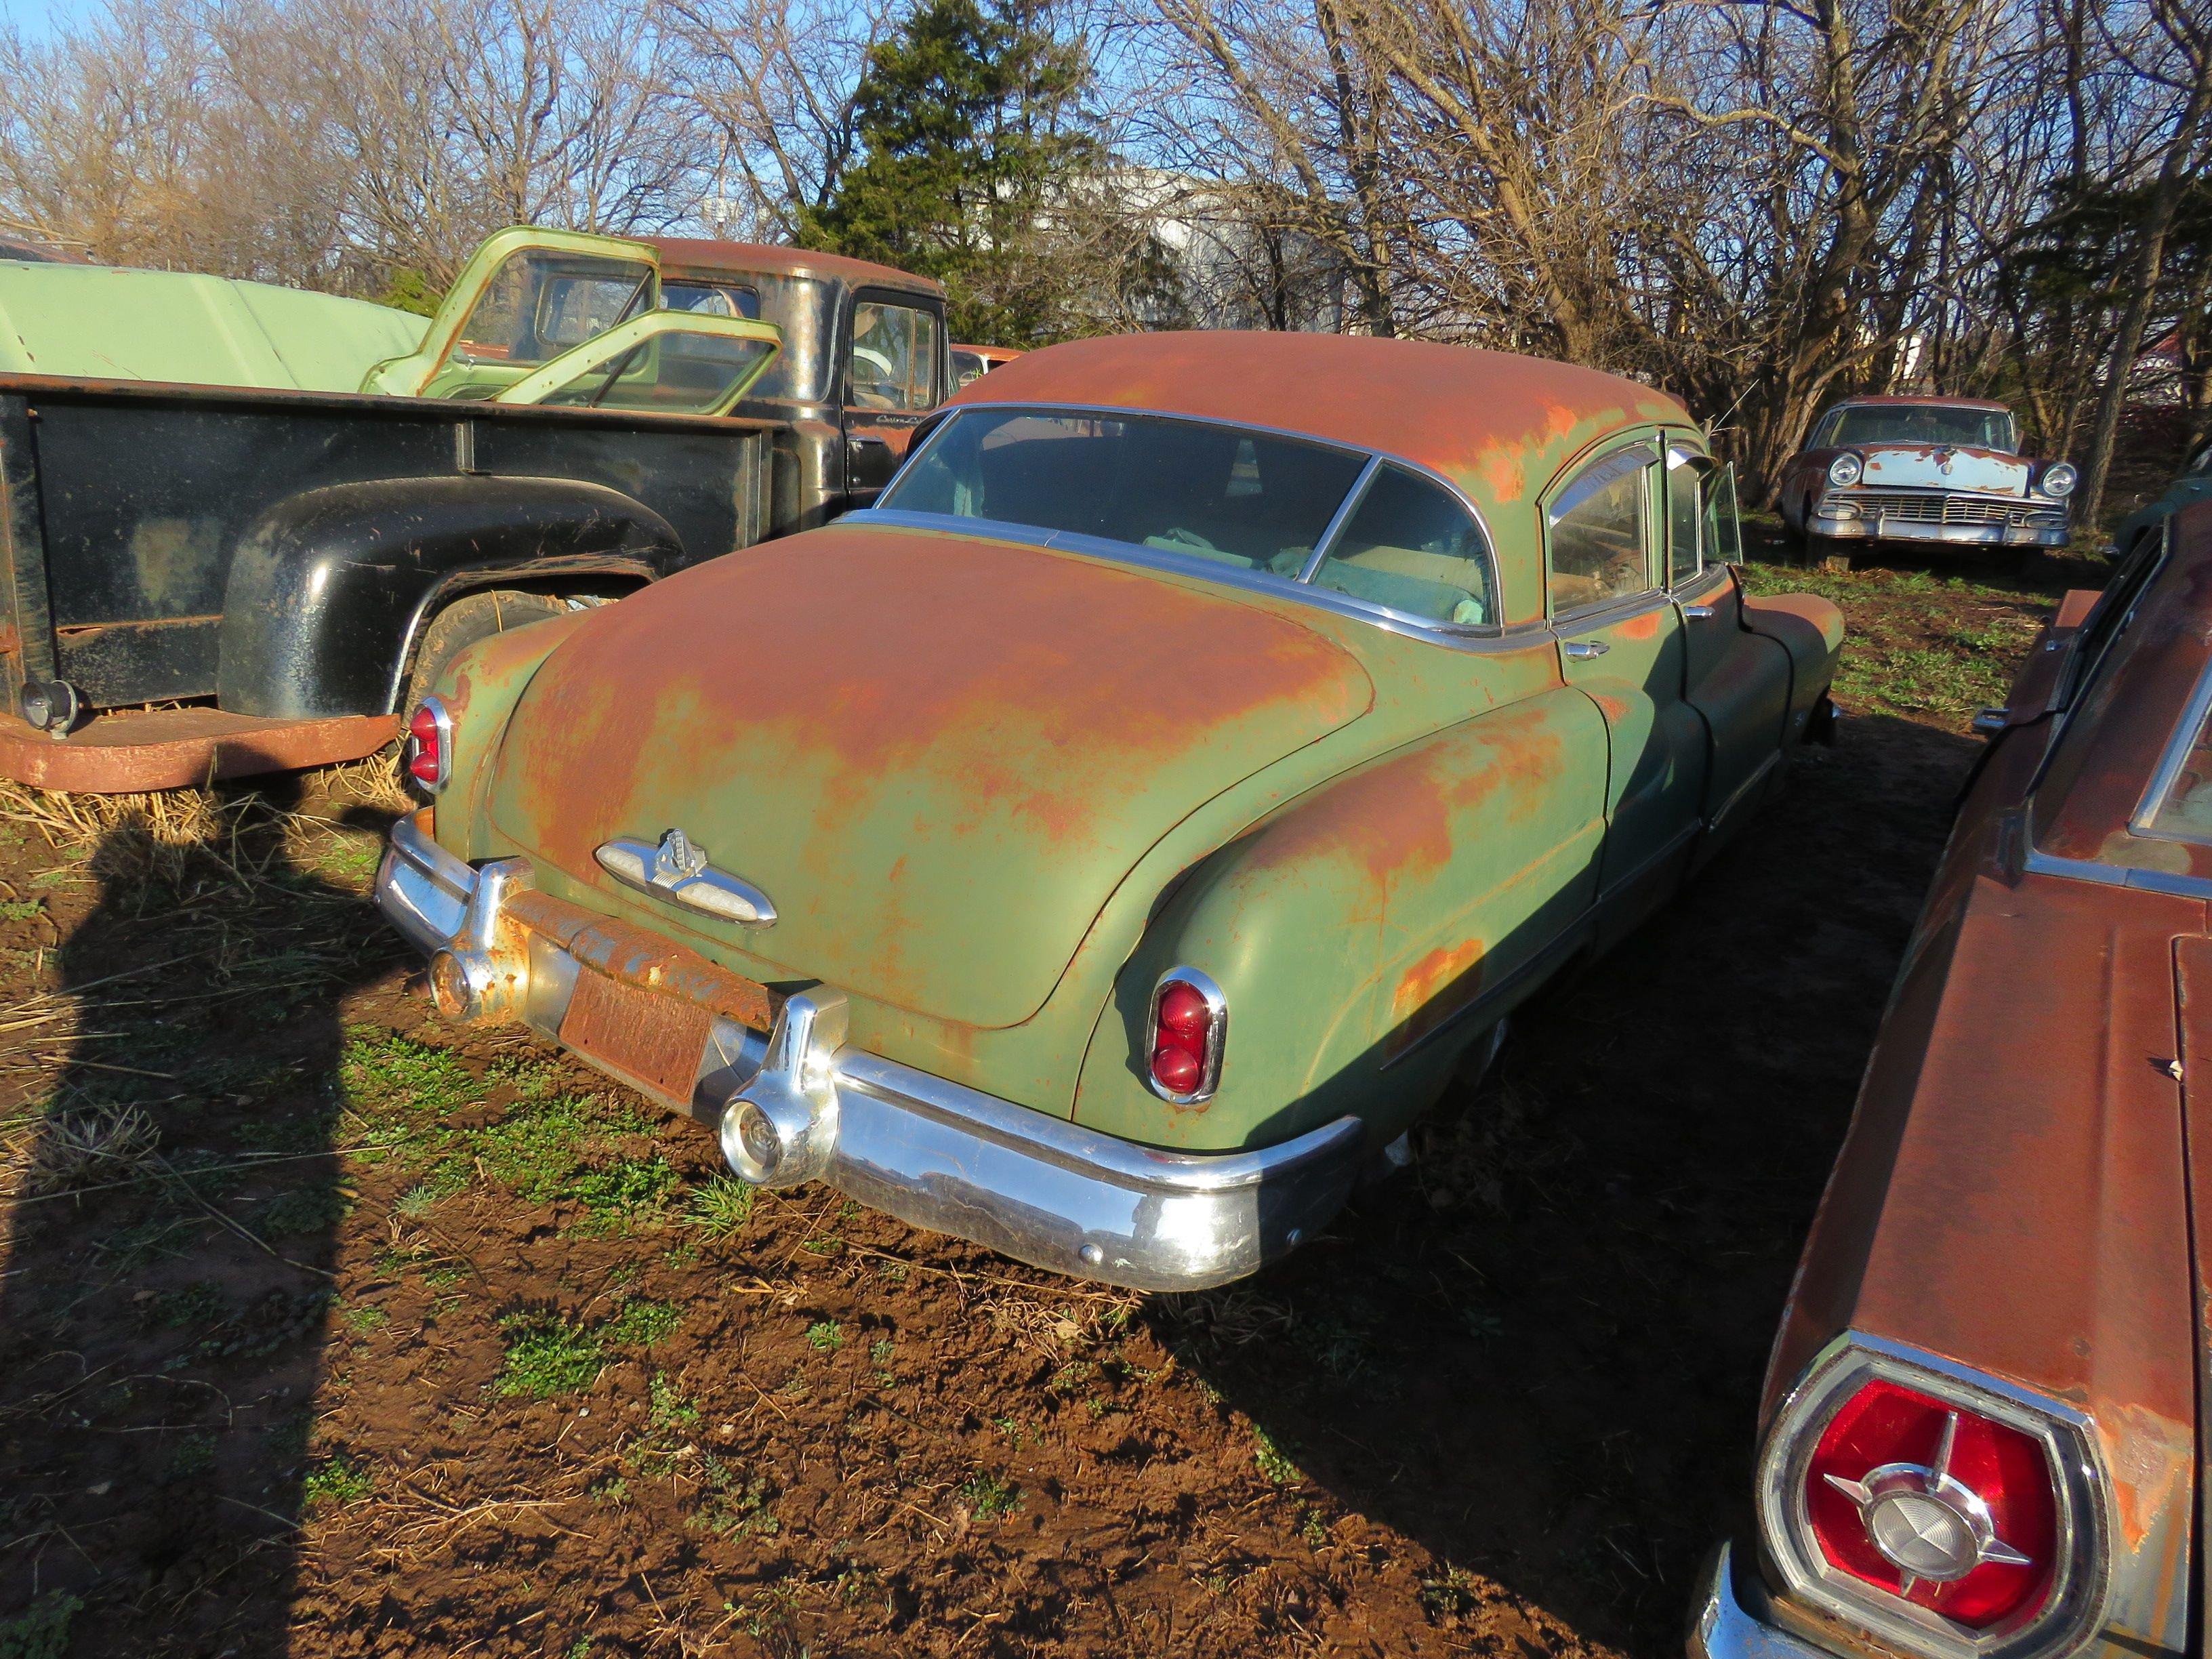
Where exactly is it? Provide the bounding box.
[1845,491,2066,529]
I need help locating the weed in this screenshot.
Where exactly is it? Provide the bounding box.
[690,1458,779,1538]
[496,1312,605,1398]
[0,1590,82,1659]
[1253,1425,1303,1485]
[259,1186,347,1235]
[1048,1360,1097,1393]
[28,1101,159,1193]
[801,1237,842,1255]
[0,898,41,921]
[152,1280,226,1328]
[340,1031,475,1120]
[304,1450,374,1506]
[686,1176,756,1237]
[341,1304,389,1335]
[393,1164,470,1217]
[588,1475,630,1506]
[806,1319,844,1351]
[565,1154,676,1234]
[956,1470,1022,1520]
[1300,1507,1331,1547]
[648,1372,700,1432]
[167,1431,217,1479]
[992,1414,1029,1448]
[869,1338,895,1366]
[1418,1566,1480,1618]
[602,1299,681,1348]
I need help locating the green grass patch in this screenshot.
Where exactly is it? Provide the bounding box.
[648,1372,700,1432]
[341,1031,476,1120]
[496,1312,605,1398]
[806,1320,844,1352]
[686,1176,756,1238]
[303,1449,374,1506]
[259,1185,348,1236]
[956,1470,1021,1519]
[1253,1425,1303,1485]
[565,1153,677,1235]
[603,1299,682,1348]
[0,1590,83,1659]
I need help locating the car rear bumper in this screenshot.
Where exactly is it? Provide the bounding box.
[1690,1544,1841,1659]
[376,811,1365,1291]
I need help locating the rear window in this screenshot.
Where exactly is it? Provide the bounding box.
[884,408,1368,577]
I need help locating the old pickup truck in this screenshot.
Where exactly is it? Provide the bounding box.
[0,227,949,791]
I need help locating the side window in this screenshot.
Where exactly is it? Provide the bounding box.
[849,302,941,411]
[1548,445,1656,614]
[1666,447,1704,588]
[1705,463,1744,566]
[663,280,761,319]
[1309,466,1493,625]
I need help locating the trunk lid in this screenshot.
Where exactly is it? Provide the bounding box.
[1857,443,2029,495]
[484,525,1374,1027]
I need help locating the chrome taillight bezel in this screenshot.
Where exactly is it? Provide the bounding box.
[1145,966,1226,1105]
[407,695,453,794]
[1755,1334,2109,1659]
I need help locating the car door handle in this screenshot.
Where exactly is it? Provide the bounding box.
[1682,605,1716,619]
[1563,640,1609,659]
[851,434,892,449]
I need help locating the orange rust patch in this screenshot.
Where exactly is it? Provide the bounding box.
[1614,610,1662,642]
[1387,939,1487,1059]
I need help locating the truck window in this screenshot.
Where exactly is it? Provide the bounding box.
[849,302,939,411]
[664,281,762,320]
[452,251,654,367]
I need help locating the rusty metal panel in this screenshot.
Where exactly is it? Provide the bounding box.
[0,704,396,792]
[503,886,779,1034]
[558,967,716,1105]
[0,394,54,693]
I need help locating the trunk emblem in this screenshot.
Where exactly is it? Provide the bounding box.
[1821,1412,2032,1591]
[596,830,777,928]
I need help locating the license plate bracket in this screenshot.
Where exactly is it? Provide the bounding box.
[559,969,715,1105]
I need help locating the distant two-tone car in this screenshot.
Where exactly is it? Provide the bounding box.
[1691,506,2212,1659]
[1780,396,2076,556]
[376,331,1841,1292]
[951,342,1023,388]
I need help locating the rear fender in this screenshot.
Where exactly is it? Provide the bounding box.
[1071,689,1608,1152]
[1741,592,1845,737]
[215,475,684,719]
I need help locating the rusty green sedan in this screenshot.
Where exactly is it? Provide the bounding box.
[375,331,1843,1290]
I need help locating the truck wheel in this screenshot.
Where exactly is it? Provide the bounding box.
[401,590,567,721]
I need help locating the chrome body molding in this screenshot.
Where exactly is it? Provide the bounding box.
[375,818,1368,1291]
[596,830,777,927]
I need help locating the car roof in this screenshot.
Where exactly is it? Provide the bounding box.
[1828,394,2013,413]
[946,331,1690,526]
[642,238,943,299]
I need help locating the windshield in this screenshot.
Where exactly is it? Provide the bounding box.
[885,408,1369,577]
[1829,405,2016,452]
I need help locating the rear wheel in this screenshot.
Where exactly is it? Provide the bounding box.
[401,590,567,722]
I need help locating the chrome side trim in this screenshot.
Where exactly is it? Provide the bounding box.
[1754,1334,2110,1659]
[1707,751,1783,835]
[2021,847,2212,902]
[374,824,1368,1291]
[1297,454,1384,581]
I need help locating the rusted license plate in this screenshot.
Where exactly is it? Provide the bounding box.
[559,969,714,1105]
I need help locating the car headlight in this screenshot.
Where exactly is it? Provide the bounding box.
[1757,1336,2106,1659]
[2039,462,2078,499]
[1828,452,1864,487]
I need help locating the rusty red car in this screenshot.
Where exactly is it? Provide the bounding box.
[1778,395,2075,556]
[1690,507,2211,1659]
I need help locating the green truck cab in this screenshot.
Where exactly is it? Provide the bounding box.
[0,226,949,790]
[375,329,1843,1291]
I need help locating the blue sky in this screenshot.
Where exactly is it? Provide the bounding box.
[0,0,99,39]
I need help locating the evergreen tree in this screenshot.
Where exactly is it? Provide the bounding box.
[806,0,1097,345]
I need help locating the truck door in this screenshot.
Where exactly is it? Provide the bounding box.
[1546,438,1708,906]
[842,291,945,506]
[1666,449,1791,838]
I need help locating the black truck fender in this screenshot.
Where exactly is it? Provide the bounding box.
[215,475,687,720]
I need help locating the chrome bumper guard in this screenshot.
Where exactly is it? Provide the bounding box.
[377,815,1365,1292]
[1690,1544,1841,1659]
[1806,510,2068,550]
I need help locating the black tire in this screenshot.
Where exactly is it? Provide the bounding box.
[401,590,567,720]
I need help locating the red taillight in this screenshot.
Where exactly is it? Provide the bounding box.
[406,698,448,790]
[1147,972,1223,1102]
[1805,1378,2057,1630]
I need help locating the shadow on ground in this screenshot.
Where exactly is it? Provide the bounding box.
[0,782,403,1654]
[1149,711,1982,1652]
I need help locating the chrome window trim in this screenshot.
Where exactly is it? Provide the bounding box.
[1552,585,1677,637]
[846,508,1553,656]
[1548,438,1664,524]
[1544,436,1665,619]
[1666,442,1714,586]
[1297,453,1385,581]
[1671,563,1733,603]
[1757,1334,2110,1659]
[882,400,1504,617]
[2127,654,2212,845]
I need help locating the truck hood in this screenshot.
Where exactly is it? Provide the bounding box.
[1856,443,2030,496]
[484,525,1374,1027]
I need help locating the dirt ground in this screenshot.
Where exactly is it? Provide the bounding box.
[0,544,2103,1659]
